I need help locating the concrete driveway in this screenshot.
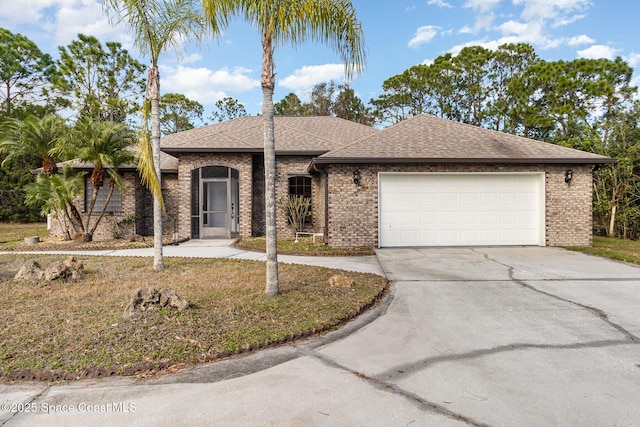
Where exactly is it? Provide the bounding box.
[2,247,640,426]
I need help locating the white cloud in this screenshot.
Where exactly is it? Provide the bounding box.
[464,0,501,14]
[451,0,593,53]
[160,65,260,105]
[631,75,640,95]
[463,0,498,33]
[422,58,435,66]
[181,53,204,65]
[577,44,621,60]
[552,13,586,28]
[408,26,440,48]
[279,64,346,92]
[54,0,116,46]
[568,34,595,46]
[0,0,131,50]
[427,0,453,8]
[496,19,562,48]
[450,38,519,55]
[512,0,590,26]
[627,53,640,68]
[0,0,56,24]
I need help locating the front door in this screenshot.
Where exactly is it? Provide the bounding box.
[201,179,229,238]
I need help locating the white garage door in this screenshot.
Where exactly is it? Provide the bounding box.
[378,173,544,247]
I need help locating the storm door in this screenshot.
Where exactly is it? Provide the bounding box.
[191,166,239,239]
[201,179,229,237]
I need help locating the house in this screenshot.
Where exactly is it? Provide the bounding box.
[54,115,615,247]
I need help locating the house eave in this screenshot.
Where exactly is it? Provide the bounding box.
[309,156,618,171]
[162,147,328,156]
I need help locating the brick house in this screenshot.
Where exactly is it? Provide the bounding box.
[58,115,615,247]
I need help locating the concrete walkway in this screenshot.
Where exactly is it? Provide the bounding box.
[0,239,385,275]
[2,245,640,426]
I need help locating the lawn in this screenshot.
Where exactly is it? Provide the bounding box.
[0,223,375,256]
[0,222,48,249]
[236,236,375,256]
[567,236,640,265]
[0,254,387,381]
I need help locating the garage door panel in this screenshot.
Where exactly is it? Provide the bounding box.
[379,173,543,247]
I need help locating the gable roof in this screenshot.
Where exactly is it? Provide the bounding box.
[311,114,616,167]
[161,116,379,155]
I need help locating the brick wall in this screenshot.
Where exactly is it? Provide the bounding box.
[50,171,138,241]
[544,164,592,246]
[273,156,318,238]
[135,173,179,236]
[323,163,594,248]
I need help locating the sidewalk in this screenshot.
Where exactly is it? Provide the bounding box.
[0,239,385,276]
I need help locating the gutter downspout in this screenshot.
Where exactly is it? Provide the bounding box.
[310,161,329,245]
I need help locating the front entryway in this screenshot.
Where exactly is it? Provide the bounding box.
[191,166,239,239]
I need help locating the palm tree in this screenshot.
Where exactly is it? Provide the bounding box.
[25,165,86,239]
[71,118,135,241]
[0,114,67,175]
[202,0,366,295]
[103,0,216,270]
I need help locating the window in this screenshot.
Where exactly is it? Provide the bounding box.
[84,176,122,213]
[288,175,312,199]
[288,175,312,224]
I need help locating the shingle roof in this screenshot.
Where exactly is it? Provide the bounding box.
[313,114,616,165]
[38,151,179,174]
[160,116,379,154]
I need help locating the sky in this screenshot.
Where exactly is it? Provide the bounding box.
[1,0,639,121]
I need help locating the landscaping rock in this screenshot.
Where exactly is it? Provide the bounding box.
[44,256,84,281]
[158,288,190,311]
[14,257,84,282]
[123,288,190,320]
[14,260,45,281]
[328,275,354,288]
[63,256,84,273]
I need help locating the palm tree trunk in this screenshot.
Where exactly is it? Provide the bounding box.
[262,31,279,296]
[89,180,116,236]
[68,203,85,235]
[83,185,100,242]
[149,65,164,271]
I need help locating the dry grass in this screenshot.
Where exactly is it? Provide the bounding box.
[0,223,49,249]
[0,254,387,378]
[236,236,375,256]
[0,222,160,252]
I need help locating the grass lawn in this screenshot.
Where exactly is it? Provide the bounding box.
[567,236,640,265]
[236,236,375,256]
[0,223,375,256]
[0,222,48,249]
[0,254,387,380]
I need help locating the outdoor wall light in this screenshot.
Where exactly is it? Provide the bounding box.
[353,169,361,186]
[565,169,573,185]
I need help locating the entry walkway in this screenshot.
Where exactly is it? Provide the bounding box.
[0,239,385,276]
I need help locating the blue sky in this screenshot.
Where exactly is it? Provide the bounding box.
[1,0,638,120]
